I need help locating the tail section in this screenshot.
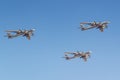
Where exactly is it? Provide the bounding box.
[80,24,87,31]
[6,33,13,39]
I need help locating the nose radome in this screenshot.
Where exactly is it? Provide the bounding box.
[105,21,110,23]
[88,51,92,53]
[32,29,35,31]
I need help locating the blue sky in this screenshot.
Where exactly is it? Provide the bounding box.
[0,0,120,80]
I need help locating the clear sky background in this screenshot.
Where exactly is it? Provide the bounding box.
[0,0,120,80]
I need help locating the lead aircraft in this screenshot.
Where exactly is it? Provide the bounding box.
[5,29,35,40]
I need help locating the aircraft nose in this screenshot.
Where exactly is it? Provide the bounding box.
[106,21,110,23]
[31,29,35,31]
[32,29,35,31]
[88,51,92,53]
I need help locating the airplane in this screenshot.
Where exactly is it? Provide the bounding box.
[80,21,110,32]
[5,29,35,40]
[63,51,91,62]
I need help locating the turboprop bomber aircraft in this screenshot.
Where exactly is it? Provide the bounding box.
[5,29,35,40]
[80,21,110,32]
[63,51,91,62]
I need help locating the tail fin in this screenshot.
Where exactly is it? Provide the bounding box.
[80,24,87,31]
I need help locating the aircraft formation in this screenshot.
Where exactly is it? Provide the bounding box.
[62,21,110,62]
[4,21,110,62]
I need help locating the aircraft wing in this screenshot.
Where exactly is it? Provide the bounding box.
[64,52,76,55]
[64,52,71,54]
[80,22,93,25]
[6,30,19,33]
[102,21,110,24]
